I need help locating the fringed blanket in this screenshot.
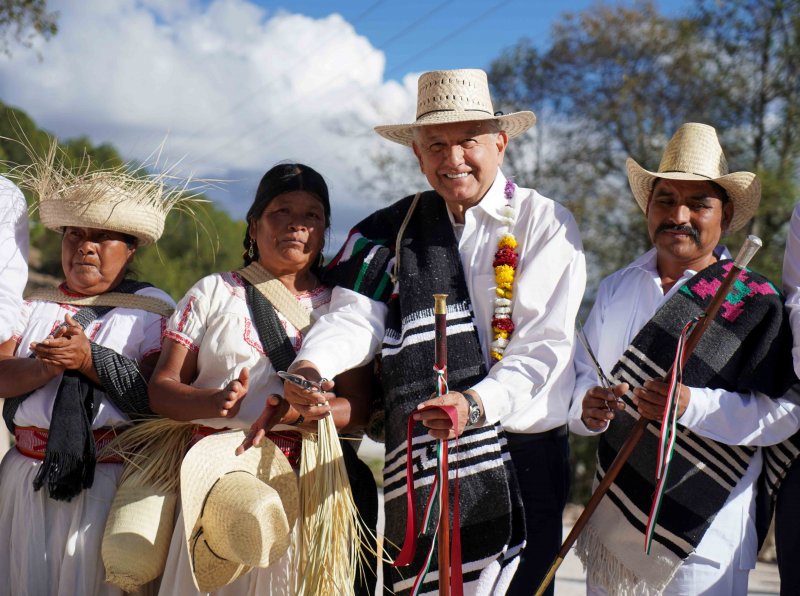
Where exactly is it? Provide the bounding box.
[325,191,524,595]
[577,261,800,594]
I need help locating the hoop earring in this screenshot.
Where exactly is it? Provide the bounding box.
[247,238,255,259]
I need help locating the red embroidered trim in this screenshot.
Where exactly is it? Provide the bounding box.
[176,296,196,333]
[163,330,199,353]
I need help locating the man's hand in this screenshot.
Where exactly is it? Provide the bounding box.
[30,313,92,375]
[413,391,474,440]
[210,367,249,418]
[236,394,289,455]
[633,379,690,421]
[581,383,629,431]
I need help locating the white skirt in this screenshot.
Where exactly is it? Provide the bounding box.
[157,507,293,596]
[0,448,125,596]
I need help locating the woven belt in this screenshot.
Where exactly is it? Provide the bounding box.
[14,425,123,463]
[191,426,303,468]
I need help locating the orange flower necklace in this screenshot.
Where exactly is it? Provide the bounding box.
[490,179,519,361]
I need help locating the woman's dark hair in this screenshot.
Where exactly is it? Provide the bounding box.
[242,163,331,274]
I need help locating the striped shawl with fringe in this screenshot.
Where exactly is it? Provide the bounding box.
[576,260,800,594]
[324,191,524,595]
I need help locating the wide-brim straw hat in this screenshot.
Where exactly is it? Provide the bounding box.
[181,430,299,593]
[39,175,167,245]
[374,68,536,146]
[626,122,760,232]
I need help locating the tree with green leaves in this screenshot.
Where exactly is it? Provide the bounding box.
[0,100,246,300]
[489,0,799,286]
[0,0,57,55]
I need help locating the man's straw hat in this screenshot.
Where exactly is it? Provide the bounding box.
[180,430,299,592]
[374,68,536,146]
[626,122,760,232]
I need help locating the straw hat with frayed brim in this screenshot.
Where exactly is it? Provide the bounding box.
[374,69,536,146]
[181,430,299,593]
[627,122,760,232]
[8,140,207,246]
[39,177,167,245]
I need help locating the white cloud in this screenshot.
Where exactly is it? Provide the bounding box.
[0,0,420,237]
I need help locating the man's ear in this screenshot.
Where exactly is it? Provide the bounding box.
[411,142,425,173]
[495,130,509,165]
[721,201,734,232]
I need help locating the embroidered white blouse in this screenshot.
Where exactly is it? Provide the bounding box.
[570,247,800,571]
[0,176,29,344]
[295,170,587,434]
[10,284,173,429]
[163,271,332,429]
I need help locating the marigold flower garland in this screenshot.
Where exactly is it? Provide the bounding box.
[490,179,519,361]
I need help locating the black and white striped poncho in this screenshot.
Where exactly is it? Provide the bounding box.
[576,260,800,594]
[325,191,524,595]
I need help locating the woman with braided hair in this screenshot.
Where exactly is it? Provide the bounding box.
[149,162,377,595]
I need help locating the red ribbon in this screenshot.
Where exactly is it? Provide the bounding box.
[392,404,463,595]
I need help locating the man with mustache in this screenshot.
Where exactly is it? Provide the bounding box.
[569,122,800,595]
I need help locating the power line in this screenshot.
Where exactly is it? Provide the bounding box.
[189,0,511,168]
[180,0,388,143]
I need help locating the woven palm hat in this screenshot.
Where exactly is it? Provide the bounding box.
[374,68,536,146]
[626,122,760,232]
[39,173,167,245]
[181,430,299,592]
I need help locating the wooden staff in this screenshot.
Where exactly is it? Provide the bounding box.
[534,235,763,596]
[433,293,450,596]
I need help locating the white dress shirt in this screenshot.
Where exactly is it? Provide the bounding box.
[296,169,586,433]
[570,247,800,584]
[783,203,800,377]
[0,176,29,344]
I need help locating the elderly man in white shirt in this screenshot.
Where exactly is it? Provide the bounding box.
[282,69,586,595]
[570,123,800,596]
[0,176,29,456]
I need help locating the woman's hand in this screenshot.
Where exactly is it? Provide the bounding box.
[210,367,249,418]
[236,393,290,455]
[282,373,334,422]
[29,313,93,375]
[581,383,629,431]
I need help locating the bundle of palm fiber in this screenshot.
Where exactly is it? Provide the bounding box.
[99,419,196,592]
[294,416,371,596]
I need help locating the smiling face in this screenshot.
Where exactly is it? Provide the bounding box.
[412,121,508,221]
[61,226,137,295]
[249,191,326,277]
[647,178,733,272]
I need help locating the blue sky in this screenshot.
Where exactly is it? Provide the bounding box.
[1,0,694,246]
[250,0,692,77]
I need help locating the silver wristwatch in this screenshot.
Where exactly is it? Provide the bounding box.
[463,391,482,428]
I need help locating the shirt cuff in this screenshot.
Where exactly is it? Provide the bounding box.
[678,386,711,429]
[294,345,342,380]
[470,376,511,425]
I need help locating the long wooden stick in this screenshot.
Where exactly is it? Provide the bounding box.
[433,293,450,596]
[534,236,763,596]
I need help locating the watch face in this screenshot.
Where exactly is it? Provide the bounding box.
[469,406,481,425]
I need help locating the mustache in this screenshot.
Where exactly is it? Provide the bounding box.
[655,224,701,245]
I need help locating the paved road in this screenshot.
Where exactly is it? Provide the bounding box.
[553,526,780,595]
